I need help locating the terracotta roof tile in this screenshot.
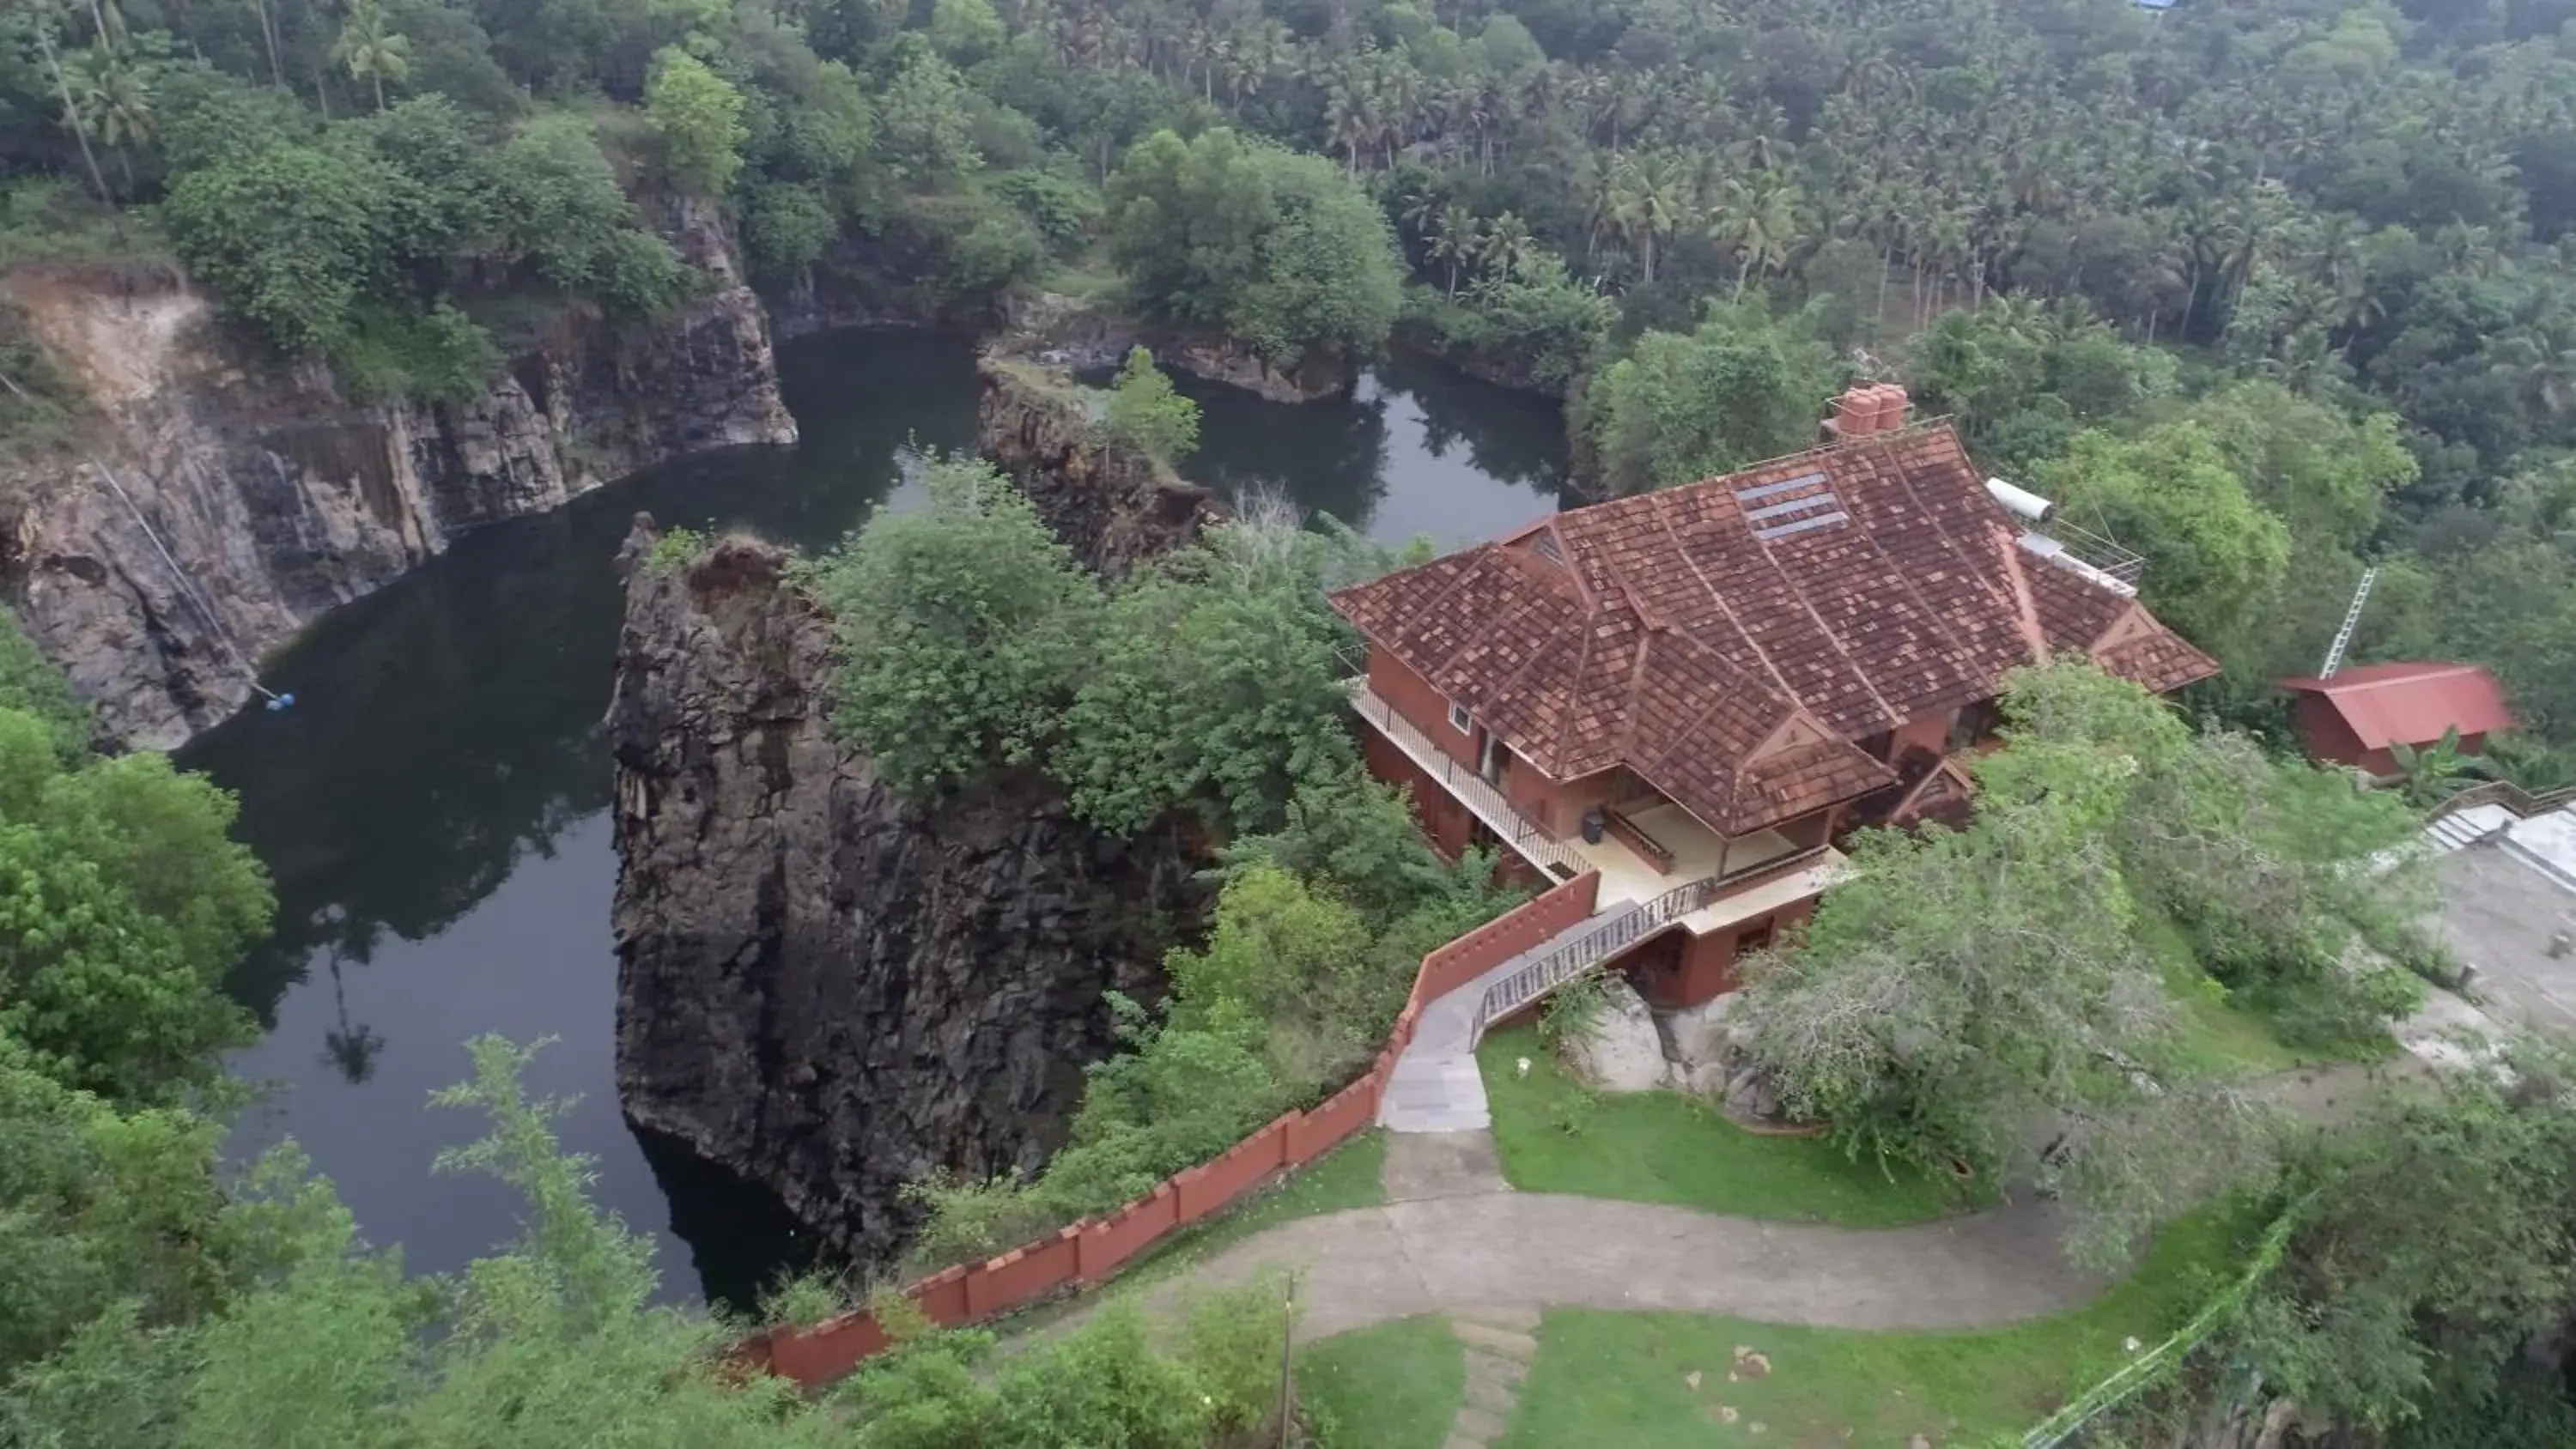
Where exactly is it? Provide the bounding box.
[1329,421,2215,835]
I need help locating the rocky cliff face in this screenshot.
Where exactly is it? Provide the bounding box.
[1163,335,1354,403]
[609,355,1220,1270]
[607,528,1202,1269]
[976,355,1221,579]
[0,200,793,749]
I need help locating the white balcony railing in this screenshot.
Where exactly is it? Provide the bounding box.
[1346,681,1589,881]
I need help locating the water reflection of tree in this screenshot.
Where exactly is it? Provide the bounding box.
[1174,374,1394,530]
[317,936,386,1085]
[1378,353,1574,501]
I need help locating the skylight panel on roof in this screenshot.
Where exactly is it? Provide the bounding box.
[1744,493,1838,524]
[1735,469,1848,540]
[1733,470,1829,502]
[1753,510,1850,541]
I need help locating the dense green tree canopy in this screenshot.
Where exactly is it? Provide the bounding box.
[2039,422,2297,656]
[1574,300,1836,493]
[1735,660,2421,1263]
[811,456,1097,797]
[643,46,748,197]
[1106,127,1403,367]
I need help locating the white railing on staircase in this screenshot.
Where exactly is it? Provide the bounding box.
[1345,681,1589,881]
[1467,846,1832,1041]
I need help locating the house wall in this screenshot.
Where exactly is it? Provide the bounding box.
[1775,810,1832,852]
[1361,724,1550,891]
[1628,898,1821,1009]
[1368,647,1473,766]
[2292,696,2381,773]
[1364,727,1475,861]
[1890,706,1954,760]
[1367,646,1590,840]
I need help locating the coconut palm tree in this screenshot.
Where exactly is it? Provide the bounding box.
[332,0,410,112]
[1714,173,1805,300]
[1474,210,1537,282]
[26,8,117,215]
[68,41,152,191]
[1427,203,1477,296]
[1606,150,1694,285]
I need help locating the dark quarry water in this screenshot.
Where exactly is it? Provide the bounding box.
[181,330,1570,1304]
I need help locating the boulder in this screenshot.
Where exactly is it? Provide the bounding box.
[1559,978,1668,1093]
[1662,991,1744,1072]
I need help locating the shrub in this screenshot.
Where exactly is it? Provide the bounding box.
[1096,346,1199,465]
[640,527,708,574]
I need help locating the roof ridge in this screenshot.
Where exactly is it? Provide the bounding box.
[1991,519,2051,658]
[1407,547,1505,680]
[1546,582,1605,771]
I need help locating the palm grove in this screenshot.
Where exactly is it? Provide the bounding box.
[3,0,2576,1437]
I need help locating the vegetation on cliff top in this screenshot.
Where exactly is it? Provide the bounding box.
[811,452,1514,1267]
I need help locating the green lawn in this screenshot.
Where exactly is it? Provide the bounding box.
[1476,1026,1972,1228]
[1297,1316,1463,1449]
[1498,1207,2255,1448]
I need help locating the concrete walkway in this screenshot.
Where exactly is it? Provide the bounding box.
[1103,1140,2102,1344]
[1380,915,1604,1134]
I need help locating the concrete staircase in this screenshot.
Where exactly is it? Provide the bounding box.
[2424,803,2512,855]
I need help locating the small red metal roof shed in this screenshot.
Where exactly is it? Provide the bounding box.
[2277,661,2514,751]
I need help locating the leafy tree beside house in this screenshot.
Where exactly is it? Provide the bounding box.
[1573,299,1838,494]
[1733,659,2421,1264]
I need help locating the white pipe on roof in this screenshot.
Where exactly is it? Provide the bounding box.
[1985,477,2056,523]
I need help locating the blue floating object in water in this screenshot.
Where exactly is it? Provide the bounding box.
[264,692,296,712]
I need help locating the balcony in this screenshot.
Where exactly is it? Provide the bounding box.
[1346,680,1844,931]
[1346,680,1589,880]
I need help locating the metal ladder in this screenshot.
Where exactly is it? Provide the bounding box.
[2318,565,2379,679]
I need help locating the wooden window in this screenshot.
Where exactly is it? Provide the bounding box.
[1448,700,1473,735]
[1735,919,1776,957]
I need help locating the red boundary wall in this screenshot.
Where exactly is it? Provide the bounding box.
[743,869,1601,1388]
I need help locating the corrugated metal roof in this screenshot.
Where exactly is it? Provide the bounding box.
[2280,661,2515,750]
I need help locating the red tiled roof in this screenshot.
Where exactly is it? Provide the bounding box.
[1331,422,2218,835]
[2279,661,2514,750]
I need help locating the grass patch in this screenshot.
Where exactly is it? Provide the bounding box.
[1298,1315,1463,1449]
[1499,1206,2256,1448]
[1477,1026,1971,1228]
